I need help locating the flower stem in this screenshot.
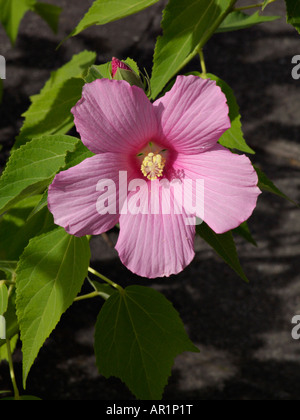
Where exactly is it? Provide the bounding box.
[198,48,207,76]
[88,267,123,292]
[3,280,15,286]
[6,338,20,401]
[7,284,15,299]
[74,291,100,302]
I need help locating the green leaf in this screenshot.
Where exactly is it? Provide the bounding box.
[0,196,54,261]
[31,2,62,34]
[217,11,280,33]
[255,166,298,205]
[95,285,199,400]
[0,0,62,46]
[16,78,83,147]
[0,135,79,215]
[8,207,55,261]
[0,0,35,45]
[123,57,140,75]
[0,282,8,315]
[27,190,49,220]
[64,141,95,170]
[16,227,91,387]
[40,51,96,90]
[204,72,255,154]
[0,196,40,260]
[15,51,96,148]
[234,222,257,247]
[69,0,160,39]
[84,64,110,83]
[285,0,300,34]
[151,0,233,99]
[196,223,249,283]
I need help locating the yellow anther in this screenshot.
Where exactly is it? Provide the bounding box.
[141,152,166,181]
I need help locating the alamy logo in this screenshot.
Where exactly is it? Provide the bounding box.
[291,315,300,340]
[292,55,300,80]
[95,172,205,226]
[0,55,6,80]
[0,315,6,340]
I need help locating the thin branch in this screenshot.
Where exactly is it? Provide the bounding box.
[88,267,123,293]
[234,0,276,12]
[6,339,20,400]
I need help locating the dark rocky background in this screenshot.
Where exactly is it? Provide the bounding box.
[0,0,300,400]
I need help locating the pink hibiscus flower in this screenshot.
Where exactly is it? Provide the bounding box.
[48,75,261,278]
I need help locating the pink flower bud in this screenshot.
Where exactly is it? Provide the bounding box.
[111,57,131,78]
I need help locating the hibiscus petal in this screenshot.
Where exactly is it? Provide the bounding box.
[71,79,158,154]
[48,153,133,236]
[154,75,231,154]
[173,145,261,234]
[115,181,195,278]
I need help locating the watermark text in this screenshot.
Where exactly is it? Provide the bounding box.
[0,315,6,340]
[0,55,6,80]
[96,172,205,226]
[292,315,300,340]
[292,55,300,80]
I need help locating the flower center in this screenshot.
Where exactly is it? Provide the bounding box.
[141,152,166,181]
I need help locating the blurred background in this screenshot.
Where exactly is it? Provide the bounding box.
[0,0,300,400]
